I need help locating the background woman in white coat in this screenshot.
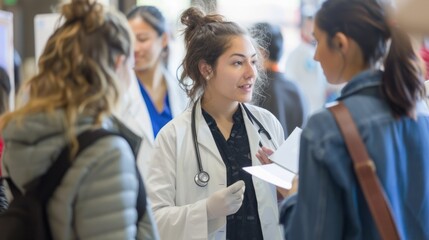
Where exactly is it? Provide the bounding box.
[123,6,187,178]
[145,7,283,240]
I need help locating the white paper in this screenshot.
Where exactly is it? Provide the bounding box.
[270,127,302,173]
[243,164,295,189]
[243,127,302,189]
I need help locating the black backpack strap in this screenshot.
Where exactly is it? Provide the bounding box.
[135,165,146,221]
[4,177,22,198]
[36,128,146,221]
[37,129,115,202]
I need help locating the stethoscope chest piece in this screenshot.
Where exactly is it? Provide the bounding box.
[194,171,210,187]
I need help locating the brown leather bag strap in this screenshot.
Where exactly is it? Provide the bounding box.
[329,102,401,240]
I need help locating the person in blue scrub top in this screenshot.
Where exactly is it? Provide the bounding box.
[125,6,187,178]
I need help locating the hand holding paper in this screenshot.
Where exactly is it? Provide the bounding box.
[256,146,274,165]
[244,127,302,189]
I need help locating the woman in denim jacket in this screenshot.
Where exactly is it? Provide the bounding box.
[258,0,429,239]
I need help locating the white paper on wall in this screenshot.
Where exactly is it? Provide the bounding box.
[34,13,62,65]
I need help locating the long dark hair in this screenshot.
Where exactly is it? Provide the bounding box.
[316,0,426,117]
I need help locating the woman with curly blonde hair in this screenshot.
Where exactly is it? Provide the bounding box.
[0,0,158,239]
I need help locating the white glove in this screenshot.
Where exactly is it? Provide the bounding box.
[206,180,245,220]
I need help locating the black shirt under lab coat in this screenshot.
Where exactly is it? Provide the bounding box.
[202,107,263,240]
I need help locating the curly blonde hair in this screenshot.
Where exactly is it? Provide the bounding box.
[0,0,132,155]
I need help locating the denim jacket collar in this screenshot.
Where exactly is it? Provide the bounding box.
[337,69,382,101]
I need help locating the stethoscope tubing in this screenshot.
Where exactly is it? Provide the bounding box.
[192,102,210,187]
[192,101,275,187]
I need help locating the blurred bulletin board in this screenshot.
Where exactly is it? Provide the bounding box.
[0,10,14,110]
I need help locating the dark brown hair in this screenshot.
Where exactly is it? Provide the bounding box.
[179,7,264,103]
[316,0,426,117]
[126,5,166,36]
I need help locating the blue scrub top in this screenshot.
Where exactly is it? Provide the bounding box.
[138,79,172,138]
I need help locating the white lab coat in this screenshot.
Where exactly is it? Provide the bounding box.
[112,67,186,240]
[146,100,284,240]
[115,67,188,180]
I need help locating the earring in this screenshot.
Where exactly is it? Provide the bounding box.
[206,75,210,80]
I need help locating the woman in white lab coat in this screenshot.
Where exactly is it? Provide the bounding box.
[145,7,283,240]
[122,6,187,178]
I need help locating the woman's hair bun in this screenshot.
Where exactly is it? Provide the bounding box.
[180,7,225,44]
[180,7,206,30]
[181,7,225,27]
[62,0,104,31]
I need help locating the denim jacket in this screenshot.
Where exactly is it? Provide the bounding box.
[280,70,429,240]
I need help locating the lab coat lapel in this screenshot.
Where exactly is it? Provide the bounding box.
[118,76,155,144]
[129,96,155,144]
[195,100,225,166]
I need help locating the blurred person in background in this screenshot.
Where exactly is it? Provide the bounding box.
[286,4,342,113]
[259,0,429,239]
[251,22,308,202]
[0,67,9,116]
[0,0,159,238]
[251,22,308,138]
[285,5,327,114]
[125,6,188,178]
[0,66,10,213]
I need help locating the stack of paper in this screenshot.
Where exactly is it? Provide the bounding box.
[243,127,302,189]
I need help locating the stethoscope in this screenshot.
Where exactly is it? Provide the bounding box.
[192,101,278,187]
